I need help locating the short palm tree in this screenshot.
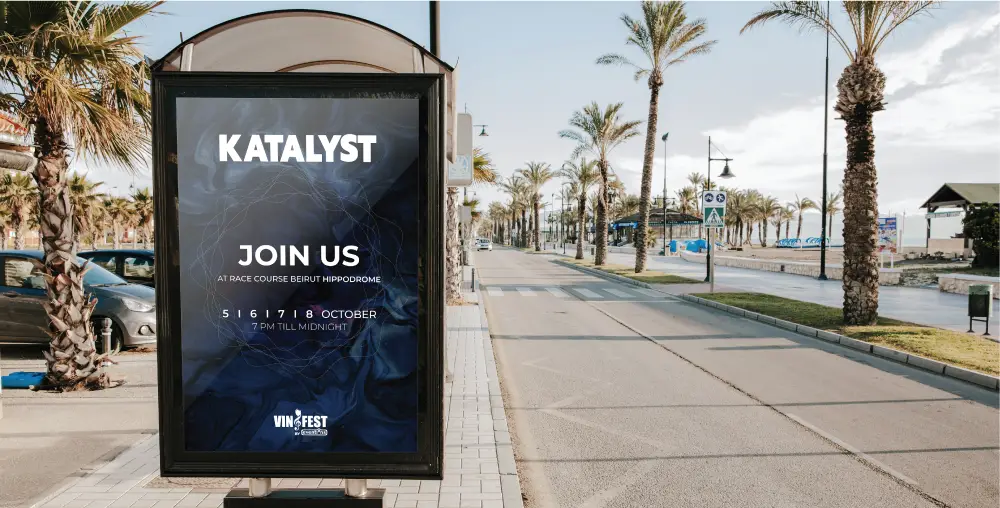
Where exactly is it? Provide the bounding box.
[790,194,817,241]
[599,0,715,272]
[518,162,555,251]
[757,195,782,247]
[102,197,133,249]
[561,158,600,259]
[559,102,641,265]
[0,172,36,249]
[67,173,105,254]
[1,1,160,389]
[780,205,795,239]
[742,1,938,324]
[131,187,154,248]
[824,189,843,238]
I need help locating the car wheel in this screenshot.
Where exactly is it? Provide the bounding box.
[92,318,124,354]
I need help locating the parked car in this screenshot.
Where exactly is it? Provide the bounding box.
[0,250,156,350]
[476,238,492,251]
[78,248,155,287]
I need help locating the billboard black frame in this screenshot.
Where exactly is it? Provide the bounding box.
[151,71,445,479]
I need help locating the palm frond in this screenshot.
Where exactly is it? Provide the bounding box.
[741,1,853,58]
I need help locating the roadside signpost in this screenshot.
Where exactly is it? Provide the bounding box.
[702,190,727,292]
[878,217,898,268]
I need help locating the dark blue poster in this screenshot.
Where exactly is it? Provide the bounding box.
[175,96,419,454]
[154,74,443,478]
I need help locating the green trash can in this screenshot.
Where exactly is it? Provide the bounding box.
[968,284,993,335]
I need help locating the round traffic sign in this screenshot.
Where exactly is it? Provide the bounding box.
[716,193,726,203]
[705,193,714,203]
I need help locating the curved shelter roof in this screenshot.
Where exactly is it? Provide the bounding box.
[920,183,999,211]
[153,9,458,162]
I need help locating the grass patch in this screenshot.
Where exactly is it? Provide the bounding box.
[567,258,699,284]
[694,292,999,376]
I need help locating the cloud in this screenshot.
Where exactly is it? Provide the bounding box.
[667,9,1000,211]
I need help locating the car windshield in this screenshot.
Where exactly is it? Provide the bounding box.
[80,258,128,286]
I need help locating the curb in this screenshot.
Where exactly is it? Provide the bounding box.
[677,294,1000,391]
[552,258,659,291]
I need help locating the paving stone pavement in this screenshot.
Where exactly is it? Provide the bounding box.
[32,290,523,508]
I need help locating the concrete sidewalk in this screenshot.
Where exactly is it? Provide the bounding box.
[538,244,1000,334]
[28,290,523,508]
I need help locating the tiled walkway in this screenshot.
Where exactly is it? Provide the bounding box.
[33,291,523,508]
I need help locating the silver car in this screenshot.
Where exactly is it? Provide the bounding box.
[0,250,156,350]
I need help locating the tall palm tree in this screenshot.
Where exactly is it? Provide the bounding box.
[102,197,133,249]
[517,162,555,251]
[0,172,36,249]
[742,1,938,324]
[561,158,600,259]
[790,194,817,241]
[1,1,159,389]
[499,175,529,248]
[824,189,843,238]
[67,173,105,254]
[757,195,782,247]
[559,102,641,265]
[598,0,715,272]
[781,205,795,239]
[130,187,154,248]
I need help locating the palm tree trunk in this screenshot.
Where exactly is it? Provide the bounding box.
[576,196,587,260]
[785,220,790,239]
[595,160,610,266]
[446,187,461,302]
[796,213,804,240]
[533,199,541,251]
[32,119,108,390]
[634,84,661,273]
[13,221,25,250]
[775,222,781,242]
[760,222,767,247]
[0,228,6,249]
[838,60,884,325]
[113,224,122,249]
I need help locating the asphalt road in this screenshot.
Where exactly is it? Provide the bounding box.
[479,248,999,508]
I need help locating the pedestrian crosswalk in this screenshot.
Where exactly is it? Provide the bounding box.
[481,285,673,300]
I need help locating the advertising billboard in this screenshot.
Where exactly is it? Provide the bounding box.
[152,73,445,479]
[878,217,898,253]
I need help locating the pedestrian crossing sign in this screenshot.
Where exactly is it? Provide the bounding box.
[702,190,726,228]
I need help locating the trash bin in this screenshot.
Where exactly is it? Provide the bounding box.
[968,284,993,335]
[669,240,677,254]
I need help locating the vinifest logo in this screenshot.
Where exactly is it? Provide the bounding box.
[274,409,329,437]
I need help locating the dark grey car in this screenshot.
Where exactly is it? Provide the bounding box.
[0,250,156,349]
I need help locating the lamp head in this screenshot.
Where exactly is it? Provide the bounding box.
[478,125,488,137]
[718,162,734,179]
[661,132,669,141]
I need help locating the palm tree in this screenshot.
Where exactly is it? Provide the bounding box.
[0,172,36,249]
[824,189,843,239]
[757,195,782,247]
[499,175,529,248]
[561,158,600,259]
[1,1,159,389]
[781,206,795,239]
[742,1,938,323]
[473,147,498,185]
[67,173,105,254]
[790,194,817,241]
[130,187,154,248]
[0,201,9,249]
[598,0,715,272]
[102,197,133,249]
[517,162,555,251]
[559,102,641,265]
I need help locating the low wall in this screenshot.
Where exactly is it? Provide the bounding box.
[927,238,966,257]
[679,251,903,285]
[938,274,1000,299]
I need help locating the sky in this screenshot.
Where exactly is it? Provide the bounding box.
[82,0,1000,236]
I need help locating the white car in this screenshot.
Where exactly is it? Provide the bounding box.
[476,239,492,251]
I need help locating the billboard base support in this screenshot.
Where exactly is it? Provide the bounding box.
[223,488,384,507]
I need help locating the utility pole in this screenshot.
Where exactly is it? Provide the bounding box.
[819,0,832,280]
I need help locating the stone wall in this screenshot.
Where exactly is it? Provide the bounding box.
[938,274,1000,299]
[679,251,903,285]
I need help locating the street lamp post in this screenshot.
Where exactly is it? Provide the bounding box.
[818,0,832,281]
[706,136,735,282]
[661,132,669,255]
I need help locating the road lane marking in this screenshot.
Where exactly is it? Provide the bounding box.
[633,288,666,297]
[603,288,634,298]
[546,287,570,298]
[573,288,603,299]
[516,287,536,296]
[785,413,920,488]
[487,287,503,297]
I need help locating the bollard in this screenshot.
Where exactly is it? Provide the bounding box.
[472,268,476,292]
[101,317,113,355]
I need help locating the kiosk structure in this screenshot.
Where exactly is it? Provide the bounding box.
[151,10,451,506]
